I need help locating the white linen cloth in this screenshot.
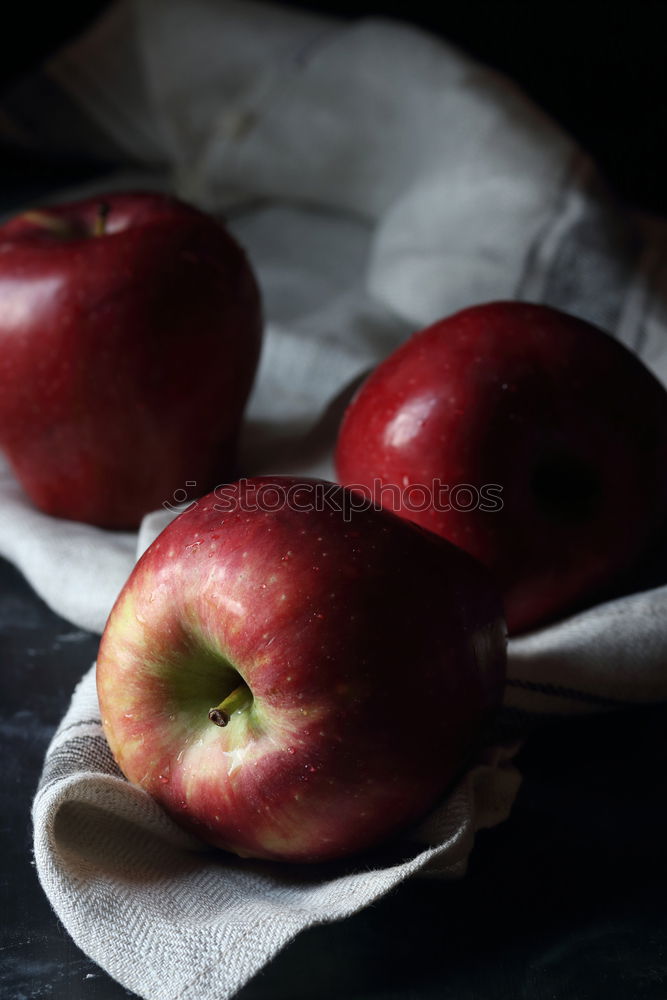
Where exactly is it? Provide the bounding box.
[0,1,664,997]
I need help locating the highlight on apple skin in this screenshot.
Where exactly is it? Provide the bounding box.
[96,477,506,864]
[0,191,262,529]
[336,301,667,634]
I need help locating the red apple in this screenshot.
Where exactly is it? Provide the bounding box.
[96,477,506,863]
[0,191,262,528]
[335,301,667,634]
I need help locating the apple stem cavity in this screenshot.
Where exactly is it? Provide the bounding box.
[208,683,252,727]
[22,211,74,239]
[93,202,111,237]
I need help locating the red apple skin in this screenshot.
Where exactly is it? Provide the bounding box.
[335,302,667,634]
[0,191,262,528]
[96,477,506,863]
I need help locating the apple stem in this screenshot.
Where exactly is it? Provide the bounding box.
[93,201,110,237]
[208,683,252,727]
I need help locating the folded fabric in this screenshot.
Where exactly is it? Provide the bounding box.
[0,1,663,997]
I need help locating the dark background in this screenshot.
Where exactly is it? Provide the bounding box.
[1,1,666,214]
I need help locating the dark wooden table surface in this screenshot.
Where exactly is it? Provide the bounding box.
[1,3,667,997]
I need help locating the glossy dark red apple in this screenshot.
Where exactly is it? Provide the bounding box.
[336,301,667,634]
[0,191,262,528]
[97,477,506,863]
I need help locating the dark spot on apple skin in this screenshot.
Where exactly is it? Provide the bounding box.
[531,453,603,522]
